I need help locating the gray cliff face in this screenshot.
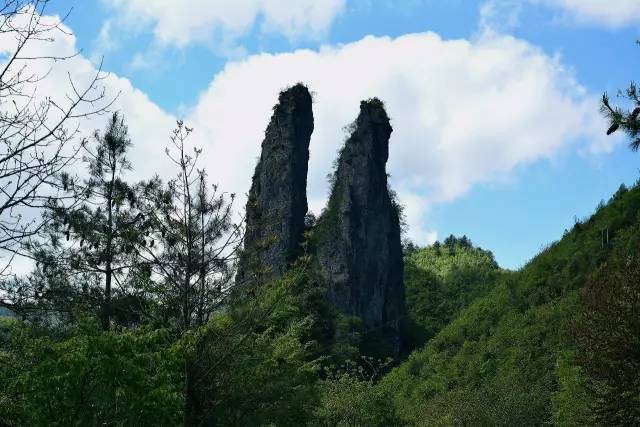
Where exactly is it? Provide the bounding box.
[236,84,313,284]
[315,99,406,354]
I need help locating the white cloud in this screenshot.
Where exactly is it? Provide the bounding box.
[187,32,609,245]
[0,15,175,181]
[479,0,524,32]
[105,0,346,48]
[2,9,611,256]
[482,0,640,30]
[544,0,640,28]
[0,10,175,274]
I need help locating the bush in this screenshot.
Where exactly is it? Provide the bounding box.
[0,318,182,425]
[312,372,401,426]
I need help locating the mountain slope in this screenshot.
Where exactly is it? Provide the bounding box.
[382,183,639,425]
[404,236,501,348]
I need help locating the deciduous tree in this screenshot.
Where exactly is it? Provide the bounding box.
[0,0,114,277]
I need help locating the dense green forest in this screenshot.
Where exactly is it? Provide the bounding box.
[1,2,640,426]
[382,183,640,425]
[3,176,640,425]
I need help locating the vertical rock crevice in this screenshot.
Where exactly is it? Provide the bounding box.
[236,84,314,285]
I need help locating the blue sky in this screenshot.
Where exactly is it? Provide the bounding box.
[42,0,640,269]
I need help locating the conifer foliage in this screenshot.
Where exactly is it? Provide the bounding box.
[601,42,640,151]
[42,112,142,330]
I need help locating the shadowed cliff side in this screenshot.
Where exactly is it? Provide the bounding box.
[236,84,314,285]
[314,98,407,355]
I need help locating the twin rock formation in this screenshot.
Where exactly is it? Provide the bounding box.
[237,84,406,353]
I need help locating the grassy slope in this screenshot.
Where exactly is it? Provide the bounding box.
[383,183,640,425]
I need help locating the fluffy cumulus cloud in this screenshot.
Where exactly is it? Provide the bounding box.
[5,16,180,265]
[105,0,346,47]
[0,11,177,180]
[1,10,610,250]
[0,9,175,274]
[187,32,608,244]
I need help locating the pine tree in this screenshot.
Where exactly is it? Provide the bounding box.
[601,42,640,150]
[39,112,144,330]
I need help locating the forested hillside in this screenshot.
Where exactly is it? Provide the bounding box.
[380,183,640,425]
[404,236,500,349]
[5,180,637,425]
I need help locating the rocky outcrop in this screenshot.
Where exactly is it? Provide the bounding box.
[236,84,313,285]
[314,99,406,354]
[237,90,406,354]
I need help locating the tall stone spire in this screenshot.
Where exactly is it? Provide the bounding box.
[315,98,406,354]
[236,84,314,284]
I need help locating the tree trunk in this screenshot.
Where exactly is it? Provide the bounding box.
[183,339,215,426]
[102,263,112,330]
[102,151,116,331]
[183,358,204,426]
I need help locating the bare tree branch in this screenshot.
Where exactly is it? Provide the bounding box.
[0,0,117,278]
